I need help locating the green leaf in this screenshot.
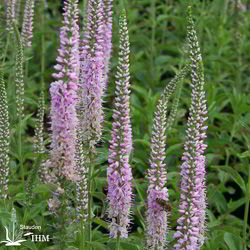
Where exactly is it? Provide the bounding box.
[26,201,47,220]
[107,242,140,250]
[89,241,106,249]
[227,198,246,213]
[133,139,151,148]
[42,246,61,250]
[212,191,228,213]
[120,242,140,250]
[130,85,148,100]
[166,143,183,155]
[155,55,171,65]
[92,218,109,229]
[238,150,250,159]
[211,165,246,193]
[33,184,57,194]
[207,219,222,229]
[14,192,26,201]
[224,232,244,250]
[156,14,169,23]
[212,225,241,235]
[0,211,10,217]
[20,240,38,250]
[167,172,179,181]
[92,192,106,201]
[209,231,227,249]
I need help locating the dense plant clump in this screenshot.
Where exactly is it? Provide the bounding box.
[0,0,249,250]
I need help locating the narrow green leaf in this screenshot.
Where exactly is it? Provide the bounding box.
[42,246,61,250]
[213,191,228,213]
[120,242,140,250]
[133,139,151,148]
[224,232,244,250]
[166,143,183,155]
[20,240,38,250]
[211,165,246,193]
[92,218,109,229]
[88,241,106,249]
[33,184,57,194]
[92,192,106,201]
[238,150,250,159]
[228,198,246,213]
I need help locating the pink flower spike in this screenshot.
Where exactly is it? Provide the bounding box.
[49,0,80,181]
[79,0,105,147]
[146,66,188,250]
[103,0,113,87]
[173,7,208,249]
[107,10,132,239]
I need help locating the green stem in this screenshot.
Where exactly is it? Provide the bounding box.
[116,232,121,250]
[2,33,10,65]
[25,59,29,80]
[150,0,156,85]
[26,153,43,205]
[80,218,84,250]
[18,118,24,191]
[233,0,243,91]
[12,220,15,242]
[88,151,93,250]
[243,161,250,250]
[41,0,45,92]
[83,0,88,16]
[59,189,66,249]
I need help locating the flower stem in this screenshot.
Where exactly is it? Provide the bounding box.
[150,0,156,86]
[243,161,250,250]
[41,0,45,92]
[25,59,29,80]
[2,34,10,65]
[88,151,93,250]
[116,232,121,250]
[80,218,85,250]
[18,118,24,192]
[59,190,67,249]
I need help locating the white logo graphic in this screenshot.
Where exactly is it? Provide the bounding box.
[0,207,49,246]
[0,208,32,246]
[0,226,32,246]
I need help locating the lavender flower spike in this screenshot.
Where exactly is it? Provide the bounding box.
[79,0,104,147]
[21,0,35,47]
[75,129,88,221]
[107,10,132,238]
[50,0,80,181]
[103,0,113,86]
[15,38,25,120]
[147,66,188,250]
[0,73,10,199]
[173,7,208,249]
[5,0,16,33]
